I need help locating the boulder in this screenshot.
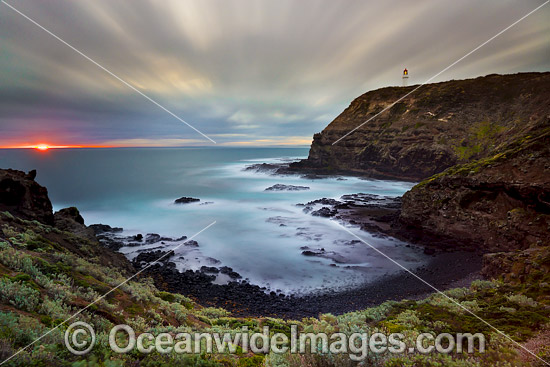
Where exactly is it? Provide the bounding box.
[265,184,310,191]
[174,197,200,204]
[54,207,96,241]
[0,169,54,224]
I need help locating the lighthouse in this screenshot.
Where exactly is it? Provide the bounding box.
[402,68,409,86]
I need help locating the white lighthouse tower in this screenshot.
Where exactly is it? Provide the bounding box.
[402,68,409,86]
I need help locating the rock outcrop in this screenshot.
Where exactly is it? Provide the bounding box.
[174,197,200,204]
[292,72,550,181]
[265,184,310,191]
[0,169,54,225]
[399,121,550,252]
[54,206,97,241]
[0,168,133,272]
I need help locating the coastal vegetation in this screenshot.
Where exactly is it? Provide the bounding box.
[0,210,549,366]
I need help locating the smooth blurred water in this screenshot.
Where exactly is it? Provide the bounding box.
[0,147,427,294]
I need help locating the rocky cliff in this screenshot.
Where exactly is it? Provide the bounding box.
[295,72,550,282]
[399,121,550,252]
[0,168,133,272]
[292,72,550,181]
[0,169,54,225]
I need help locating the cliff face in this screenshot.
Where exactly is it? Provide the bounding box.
[293,72,550,181]
[400,122,550,252]
[0,169,54,225]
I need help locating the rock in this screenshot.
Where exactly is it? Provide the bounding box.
[0,169,54,225]
[89,224,123,234]
[301,250,318,256]
[311,207,337,217]
[26,170,37,180]
[200,266,219,274]
[174,197,200,204]
[306,198,342,206]
[423,248,436,255]
[145,233,161,243]
[54,207,96,241]
[0,171,134,273]
[482,247,550,282]
[265,184,310,191]
[55,206,84,225]
[132,249,174,267]
[244,163,282,172]
[133,234,143,242]
[400,125,550,252]
[219,266,242,279]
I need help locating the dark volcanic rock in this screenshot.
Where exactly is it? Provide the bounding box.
[0,169,54,225]
[265,184,310,191]
[145,233,162,244]
[200,266,220,274]
[56,206,84,225]
[400,124,550,253]
[132,249,175,267]
[306,198,342,206]
[144,233,174,244]
[311,207,337,217]
[54,207,96,241]
[302,250,321,256]
[0,170,134,273]
[89,224,123,234]
[220,266,242,279]
[174,197,200,204]
[244,163,282,172]
[138,248,482,318]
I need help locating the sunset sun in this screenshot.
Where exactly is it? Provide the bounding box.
[35,144,50,151]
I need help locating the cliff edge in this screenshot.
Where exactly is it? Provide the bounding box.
[292,72,550,181]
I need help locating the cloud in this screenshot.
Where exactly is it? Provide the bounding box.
[0,0,548,147]
[100,138,206,147]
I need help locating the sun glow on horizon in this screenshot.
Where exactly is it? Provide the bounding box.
[35,144,50,151]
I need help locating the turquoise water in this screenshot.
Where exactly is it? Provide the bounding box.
[0,147,426,294]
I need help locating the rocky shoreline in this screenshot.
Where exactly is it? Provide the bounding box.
[0,166,487,319]
[91,183,484,319]
[129,247,481,319]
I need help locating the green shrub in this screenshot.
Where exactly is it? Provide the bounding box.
[156,291,176,302]
[506,294,538,308]
[0,278,41,312]
[237,355,264,367]
[200,307,230,319]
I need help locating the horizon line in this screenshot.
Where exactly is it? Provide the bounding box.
[0,145,310,149]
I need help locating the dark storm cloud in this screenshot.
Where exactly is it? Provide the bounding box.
[0,0,548,146]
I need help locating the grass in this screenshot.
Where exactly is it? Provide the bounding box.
[414,125,550,189]
[451,120,507,161]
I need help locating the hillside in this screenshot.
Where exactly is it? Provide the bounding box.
[291,72,550,181]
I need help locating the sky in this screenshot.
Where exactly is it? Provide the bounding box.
[0,0,548,147]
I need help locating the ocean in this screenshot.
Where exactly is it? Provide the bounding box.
[0,147,427,295]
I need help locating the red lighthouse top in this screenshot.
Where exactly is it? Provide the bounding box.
[403,68,408,75]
